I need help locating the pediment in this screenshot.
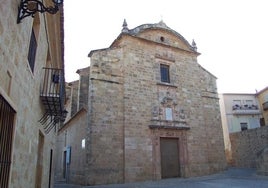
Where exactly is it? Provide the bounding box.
[137,28,193,51]
[108,21,199,54]
[124,21,197,52]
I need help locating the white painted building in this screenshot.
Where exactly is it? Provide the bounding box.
[220,93,261,133]
[219,93,262,163]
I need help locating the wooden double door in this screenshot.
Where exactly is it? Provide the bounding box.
[160,138,180,178]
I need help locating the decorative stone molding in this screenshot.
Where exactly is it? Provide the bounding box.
[150,91,189,130]
[155,53,175,62]
[149,120,190,130]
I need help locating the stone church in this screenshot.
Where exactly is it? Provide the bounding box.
[55,20,226,185]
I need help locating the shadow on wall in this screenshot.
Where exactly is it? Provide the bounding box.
[257,147,268,176]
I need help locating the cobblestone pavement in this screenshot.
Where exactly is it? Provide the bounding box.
[54,168,268,188]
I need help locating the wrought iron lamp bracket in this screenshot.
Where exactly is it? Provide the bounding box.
[17,0,63,24]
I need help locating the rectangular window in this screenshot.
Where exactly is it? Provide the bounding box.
[240,122,248,131]
[245,100,253,105]
[232,100,241,110]
[233,100,241,106]
[260,118,265,127]
[0,95,16,187]
[160,64,170,83]
[28,28,37,73]
[244,100,254,109]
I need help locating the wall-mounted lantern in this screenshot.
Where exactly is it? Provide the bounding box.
[17,0,63,24]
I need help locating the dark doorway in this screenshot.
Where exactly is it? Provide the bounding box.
[48,149,53,188]
[63,151,67,179]
[0,95,16,188]
[160,137,180,178]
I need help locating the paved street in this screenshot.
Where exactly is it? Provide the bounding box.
[54,168,268,188]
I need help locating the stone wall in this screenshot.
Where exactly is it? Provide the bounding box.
[256,88,268,126]
[87,48,125,185]
[70,80,79,116]
[229,126,268,167]
[55,109,87,184]
[77,67,90,110]
[256,147,268,175]
[86,25,226,185]
[0,1,63,187]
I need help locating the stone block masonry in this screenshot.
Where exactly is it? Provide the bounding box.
[87,24,227,184]
[1,2,64,187]
[59,21,227,185]
[230,126,268,168]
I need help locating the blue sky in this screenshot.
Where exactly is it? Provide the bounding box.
[64,0,268,93]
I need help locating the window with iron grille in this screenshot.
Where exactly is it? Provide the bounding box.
[240,122,248,131]
[0,95,16,187]
[28,28,37,73]
[160,64,170,83]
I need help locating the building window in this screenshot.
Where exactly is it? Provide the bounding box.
[233,100,241,106]
[260,118,265,127]
[0,95,16,187]
[28,13,40,73]
[232,100,241,110]
[244,100,253,109]
[245,100,253,105]
[160,64,170,83]
[240,122,248,131]
[28,28,37,73]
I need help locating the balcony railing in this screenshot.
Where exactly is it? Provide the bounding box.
[39,68,67,133]
[232,104,260,115]
[263,101,268,111]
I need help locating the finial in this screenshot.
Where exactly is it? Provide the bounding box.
[158,17,167,27]
[121,19,129,33]
[192,39,197,51]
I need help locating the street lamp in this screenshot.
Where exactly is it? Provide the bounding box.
[17,0,63,23]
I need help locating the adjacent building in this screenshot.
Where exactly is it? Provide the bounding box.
[55,69,88,185]
[220,93,261,133]
[219,93,262,163]
[256,87,268,126]
[55,20,227,185]
[0,1,65,187]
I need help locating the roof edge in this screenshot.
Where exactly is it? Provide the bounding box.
[58,107,87,133]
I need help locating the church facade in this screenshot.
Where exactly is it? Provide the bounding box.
[56,20,226,185]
